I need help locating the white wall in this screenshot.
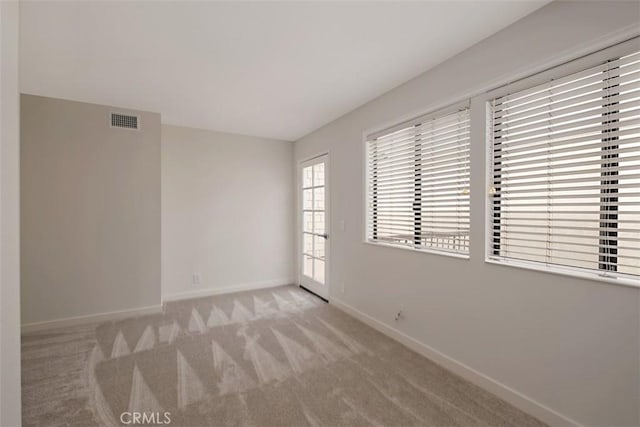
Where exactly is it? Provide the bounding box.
[161,125,294,300]
[294,2,640,426]
[0,1,21,425]
[21,95,162,325]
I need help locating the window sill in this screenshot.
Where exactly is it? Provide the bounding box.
[363,240,470,260]
[485,257,640,289]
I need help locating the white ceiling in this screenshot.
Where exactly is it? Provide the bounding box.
[20,1,549,141]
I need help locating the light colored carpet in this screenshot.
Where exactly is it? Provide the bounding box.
[22,285,546,427]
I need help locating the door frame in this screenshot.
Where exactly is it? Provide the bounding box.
[297,152,330,300]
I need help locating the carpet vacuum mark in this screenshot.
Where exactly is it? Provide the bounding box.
[22,285,547,427]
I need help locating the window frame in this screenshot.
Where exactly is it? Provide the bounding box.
[363,101,471,259]
[483,38,640,288]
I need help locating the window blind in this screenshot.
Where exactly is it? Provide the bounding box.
[490,49,640,280]
[366,107,470,254]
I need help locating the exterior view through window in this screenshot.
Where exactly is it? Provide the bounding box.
[489,49,640,280]
[366,107,470,255]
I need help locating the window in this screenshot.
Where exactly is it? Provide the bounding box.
[489,49,640,281]
[366,105,470,255]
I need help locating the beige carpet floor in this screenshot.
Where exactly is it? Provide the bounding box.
[22,285,546,427]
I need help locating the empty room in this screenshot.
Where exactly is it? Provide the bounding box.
[0,0,639,426]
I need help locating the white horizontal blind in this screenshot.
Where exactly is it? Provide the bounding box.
[367,107,470,254]
[490,49,640,279]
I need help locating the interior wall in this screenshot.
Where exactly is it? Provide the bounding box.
[20,94,162,325]
[293,2,640,426]
[1,1,21,425]
[161,125,294,300]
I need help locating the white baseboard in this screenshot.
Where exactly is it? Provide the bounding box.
[21,304,163,334]
[162,278,295,304]
[330,297,582,427]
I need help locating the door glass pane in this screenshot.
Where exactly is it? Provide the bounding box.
[303,212,313,233]
[313,163,324,186]
[313,187,324,210]
[314,212,325,234]
[314,259,325,283]
[303,166,313,188]
[303,233,313,255]
[314,235,325,259]
[303,255,313,277]
[303,189,313,210]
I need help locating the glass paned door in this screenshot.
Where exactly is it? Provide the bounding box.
[300,154,329,298]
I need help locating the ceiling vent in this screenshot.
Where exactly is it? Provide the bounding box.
[110,112,140,130]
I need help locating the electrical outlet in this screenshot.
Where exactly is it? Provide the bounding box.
[192,273,201,286]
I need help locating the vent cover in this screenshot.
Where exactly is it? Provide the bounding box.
[110,113,140,130]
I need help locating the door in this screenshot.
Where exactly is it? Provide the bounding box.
[300,154,329,299]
